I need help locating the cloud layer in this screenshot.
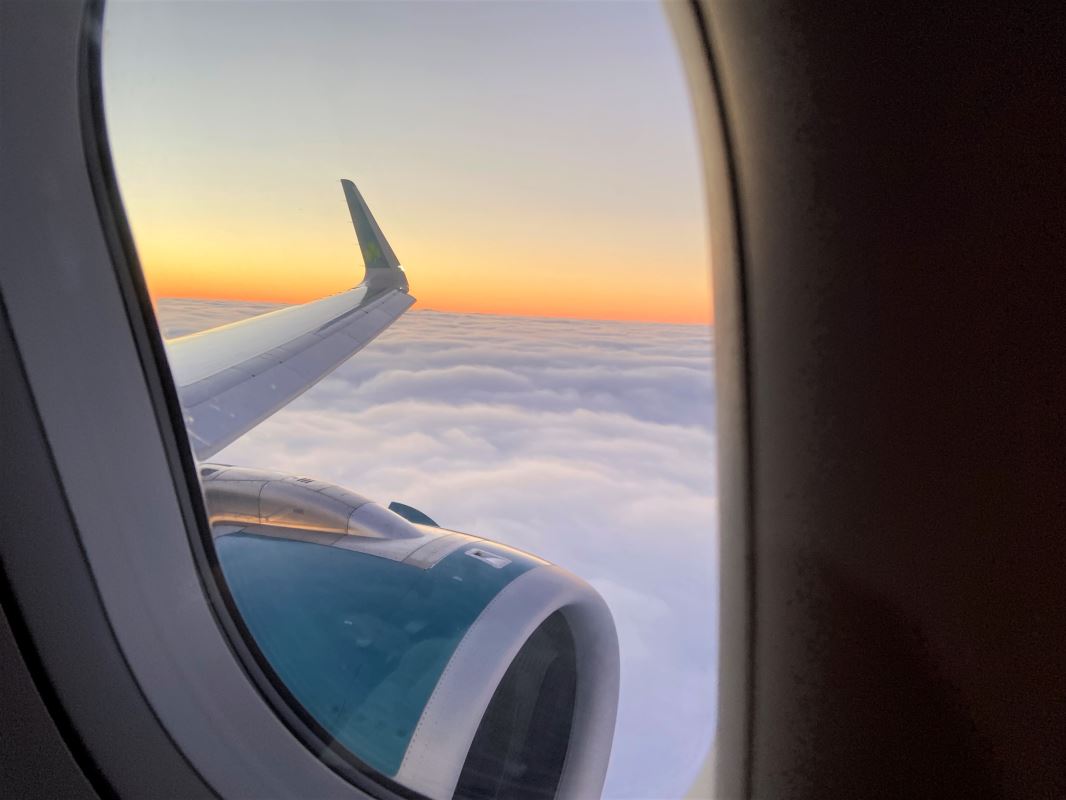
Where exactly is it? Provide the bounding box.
[159,299,718,800]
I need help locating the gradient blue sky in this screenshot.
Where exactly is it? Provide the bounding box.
[104,0,712,322]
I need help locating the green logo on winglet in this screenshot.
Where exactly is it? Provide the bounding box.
[364,238,382,264]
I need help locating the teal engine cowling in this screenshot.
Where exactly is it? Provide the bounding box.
[199,464,619,800]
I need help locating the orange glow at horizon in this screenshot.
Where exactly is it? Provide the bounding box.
[136,246,714,327]
[131,201,714,325]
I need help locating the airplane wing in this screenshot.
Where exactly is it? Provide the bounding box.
[164,180,414,460]
[158,180,618,798]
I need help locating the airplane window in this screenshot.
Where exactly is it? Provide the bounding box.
[102,2,716,798]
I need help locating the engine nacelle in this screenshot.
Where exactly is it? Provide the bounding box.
[199,464,619,799]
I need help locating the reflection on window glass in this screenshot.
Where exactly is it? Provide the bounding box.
[103,2,716,798]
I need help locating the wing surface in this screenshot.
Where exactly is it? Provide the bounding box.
[164,180,413,460]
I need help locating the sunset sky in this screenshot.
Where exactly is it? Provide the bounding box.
[102,1,712,324]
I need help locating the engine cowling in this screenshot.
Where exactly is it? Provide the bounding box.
[199,463,619,800]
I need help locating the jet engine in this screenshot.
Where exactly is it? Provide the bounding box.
[199,464,619,800]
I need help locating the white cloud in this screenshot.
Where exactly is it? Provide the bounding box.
[157,300,718,800]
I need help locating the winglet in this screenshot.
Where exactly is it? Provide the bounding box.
[341,179,401,271]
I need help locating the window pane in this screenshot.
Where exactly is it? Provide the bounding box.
[103,2,716,797]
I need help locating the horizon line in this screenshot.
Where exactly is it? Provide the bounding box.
[153,295,714,327]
